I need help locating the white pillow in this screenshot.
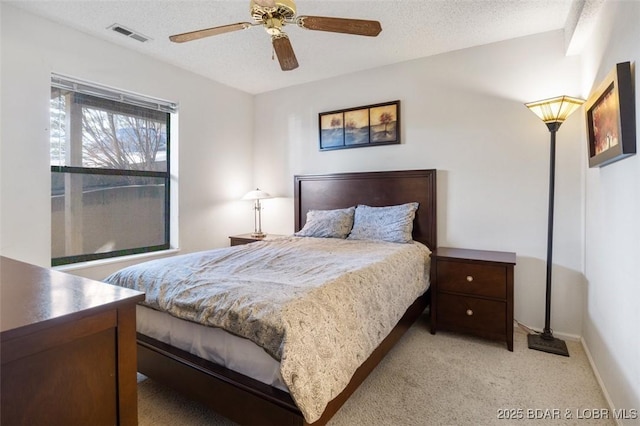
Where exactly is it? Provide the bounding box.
[347,202,419,243]
[294,207,355,239]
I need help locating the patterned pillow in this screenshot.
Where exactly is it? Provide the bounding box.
[294,207,355,239]
[347,202,419,243]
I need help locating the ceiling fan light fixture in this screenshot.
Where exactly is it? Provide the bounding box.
[250,0,296,23]
[264,17,284,35]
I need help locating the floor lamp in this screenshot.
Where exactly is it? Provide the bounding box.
[242,188,272,238]
[525,95,584,357]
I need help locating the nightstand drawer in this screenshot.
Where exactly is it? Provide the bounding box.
[437,293,506,336]
[437,260,506,299]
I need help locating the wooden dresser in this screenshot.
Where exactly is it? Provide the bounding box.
[0,256,145,425]
[430,247,516,351]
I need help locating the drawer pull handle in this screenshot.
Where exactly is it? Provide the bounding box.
[466,275,473,282]
[466,309,473,316]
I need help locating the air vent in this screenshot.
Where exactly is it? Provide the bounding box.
[108,23,151,43]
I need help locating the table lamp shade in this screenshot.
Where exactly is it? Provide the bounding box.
[242,189,272,201]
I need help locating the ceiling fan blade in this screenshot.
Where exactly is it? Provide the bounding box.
[272,35,299,71]
[169,22,253,43]
[296,16,382,37]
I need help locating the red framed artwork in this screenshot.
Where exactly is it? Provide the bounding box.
[584,62,636,168]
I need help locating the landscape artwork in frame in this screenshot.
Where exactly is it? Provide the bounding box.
[319,112,344,149]
[370,103,398,143]
[344,108,369,145]
[319,100,400,151]
[585,61,636,167]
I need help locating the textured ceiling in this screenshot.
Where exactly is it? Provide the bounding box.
[7,0,577,94]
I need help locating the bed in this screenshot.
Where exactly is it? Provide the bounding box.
[108,169,437,425]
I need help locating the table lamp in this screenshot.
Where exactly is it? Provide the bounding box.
[242,188,272,238]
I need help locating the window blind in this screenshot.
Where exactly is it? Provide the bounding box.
[51,73,178,114]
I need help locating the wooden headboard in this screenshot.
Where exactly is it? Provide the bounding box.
[294,169,437,250]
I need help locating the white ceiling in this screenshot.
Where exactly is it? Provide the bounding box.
[7,0,582,95]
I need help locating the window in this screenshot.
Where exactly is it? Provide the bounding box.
[50,75,176,266]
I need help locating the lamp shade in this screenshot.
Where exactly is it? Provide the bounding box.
[242,188,272,200]
[525,95,584,124]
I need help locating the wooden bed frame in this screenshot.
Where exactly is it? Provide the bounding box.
[136,169,437,425]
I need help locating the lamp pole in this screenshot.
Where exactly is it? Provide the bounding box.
[527,120,570,356]
[542,122,560,339]
[524,95,584,357]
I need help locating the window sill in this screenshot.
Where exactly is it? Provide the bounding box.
[54,248,181,273]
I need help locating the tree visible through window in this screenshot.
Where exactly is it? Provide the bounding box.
[50,79,172,266]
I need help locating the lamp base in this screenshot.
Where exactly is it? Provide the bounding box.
[250,232,266,238]
[527,333,569,357]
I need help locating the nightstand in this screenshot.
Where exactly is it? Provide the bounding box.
[430,247,516,351]
[229,233,286,246]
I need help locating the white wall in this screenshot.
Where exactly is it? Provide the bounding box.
[254,30,586,337]
[580,1,640,417]
[0,5,255,278]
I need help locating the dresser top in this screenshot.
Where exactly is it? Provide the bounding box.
[1,256,144,339]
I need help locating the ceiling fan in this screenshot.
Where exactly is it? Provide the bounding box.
[169,0,382,71]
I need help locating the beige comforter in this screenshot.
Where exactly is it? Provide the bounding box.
[104,236,431,423]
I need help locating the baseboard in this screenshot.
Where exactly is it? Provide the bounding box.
[515,320,619,424]
[514,320,581,341]
[580,337,620,426]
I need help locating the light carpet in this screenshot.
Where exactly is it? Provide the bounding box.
[138,314,612,425]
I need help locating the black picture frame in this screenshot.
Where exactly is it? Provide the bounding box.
[319,100,400,151]
[584,61,636,168]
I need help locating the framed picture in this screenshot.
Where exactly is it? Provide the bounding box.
[319,100,400,151]
[584,62,636,168]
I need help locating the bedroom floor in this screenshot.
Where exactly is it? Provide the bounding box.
[137,313,612,425]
